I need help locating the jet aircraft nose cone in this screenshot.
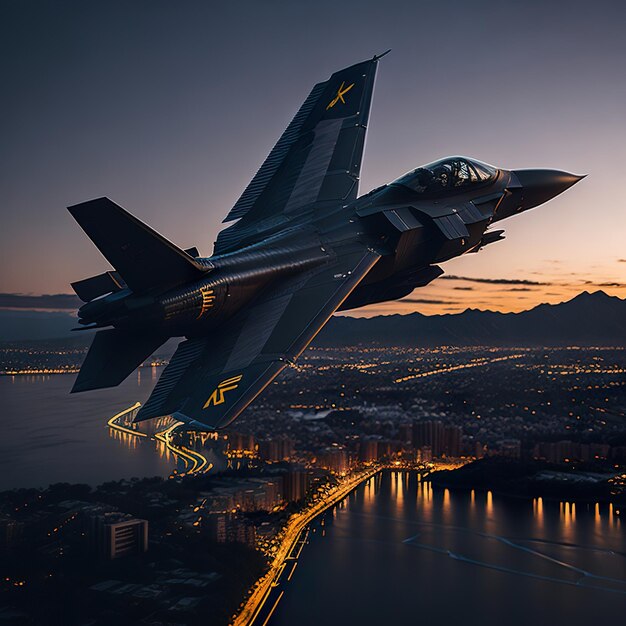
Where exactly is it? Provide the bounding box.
[512,169,585,211]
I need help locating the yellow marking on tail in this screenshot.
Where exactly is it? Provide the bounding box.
[326,81,355,110]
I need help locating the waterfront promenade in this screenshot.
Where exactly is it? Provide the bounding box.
[231,466,380,626]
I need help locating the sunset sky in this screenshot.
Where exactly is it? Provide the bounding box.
[2,0,625,318]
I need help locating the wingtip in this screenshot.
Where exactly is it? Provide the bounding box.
[70,381,85,394]
[67,197,113,214]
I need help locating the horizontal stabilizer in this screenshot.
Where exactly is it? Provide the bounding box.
[71,271,125,302]
[68,197,210,293]
[71,328,166,393]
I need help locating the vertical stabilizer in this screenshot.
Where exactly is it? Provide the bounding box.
[68,197,210,293]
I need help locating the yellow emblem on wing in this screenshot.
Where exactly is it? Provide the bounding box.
[203,375,243,409]
[326,81,355,110]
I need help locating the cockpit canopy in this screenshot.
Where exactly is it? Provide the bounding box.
[393,157,497,195]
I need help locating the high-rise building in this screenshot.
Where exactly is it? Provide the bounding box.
[443,425,462,457]
[236,479,283,512]
[532,440,611,464]
[100,517,148,560]
[205,513,256,547]
[316,446,349,473]
[398,423,413,445]
[283,470,311,502]
[0,516,24,551]
[413,421,443,455]
[359,438,378,463]
[377,440,393,460]
[413,421,462,457]
[225,432,256,453]
[258,436,295,462]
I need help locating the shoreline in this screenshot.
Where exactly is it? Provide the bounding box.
[427,479,619,506]
[427,458,625,507]
[0,363,167,376]
[231,467,381,626]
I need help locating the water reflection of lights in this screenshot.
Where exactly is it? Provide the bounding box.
[391,471,406,512]
[443,488,451,517]
[363,476,376,512]
[486,490,493,515]
[402,485,625,596]
[561,501,576,534]
[534,497,544,528]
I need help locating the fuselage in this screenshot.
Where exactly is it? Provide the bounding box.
[76,156,582,337]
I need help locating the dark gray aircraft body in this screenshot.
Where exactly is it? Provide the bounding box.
[69,54,583,430]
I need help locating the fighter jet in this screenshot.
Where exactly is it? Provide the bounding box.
[68,53,584,430]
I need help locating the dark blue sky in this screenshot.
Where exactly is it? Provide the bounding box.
[2,0,625,314]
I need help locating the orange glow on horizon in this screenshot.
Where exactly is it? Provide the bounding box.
[341,276,626,318]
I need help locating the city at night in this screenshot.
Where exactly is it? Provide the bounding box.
[2,1,625,625]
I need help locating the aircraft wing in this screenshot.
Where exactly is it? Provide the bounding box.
[135,247,380,429]
[213,55,383,255]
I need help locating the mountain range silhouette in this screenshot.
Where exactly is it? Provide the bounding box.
[315,290,626,347]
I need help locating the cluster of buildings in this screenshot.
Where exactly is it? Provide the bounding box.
[205,513,256,547]
[354,421,463,464]
[51,500,149,560]
[172,468,317,547]
[204,477,285,513]
[532,440,626,464]
[211,418,465,477]
[1,499,150,579]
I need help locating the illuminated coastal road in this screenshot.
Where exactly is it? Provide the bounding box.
[108,403,211,476]
[231,467,380,626]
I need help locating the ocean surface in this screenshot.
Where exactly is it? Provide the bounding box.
[269,471,625,626]
[0,370,177,491]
